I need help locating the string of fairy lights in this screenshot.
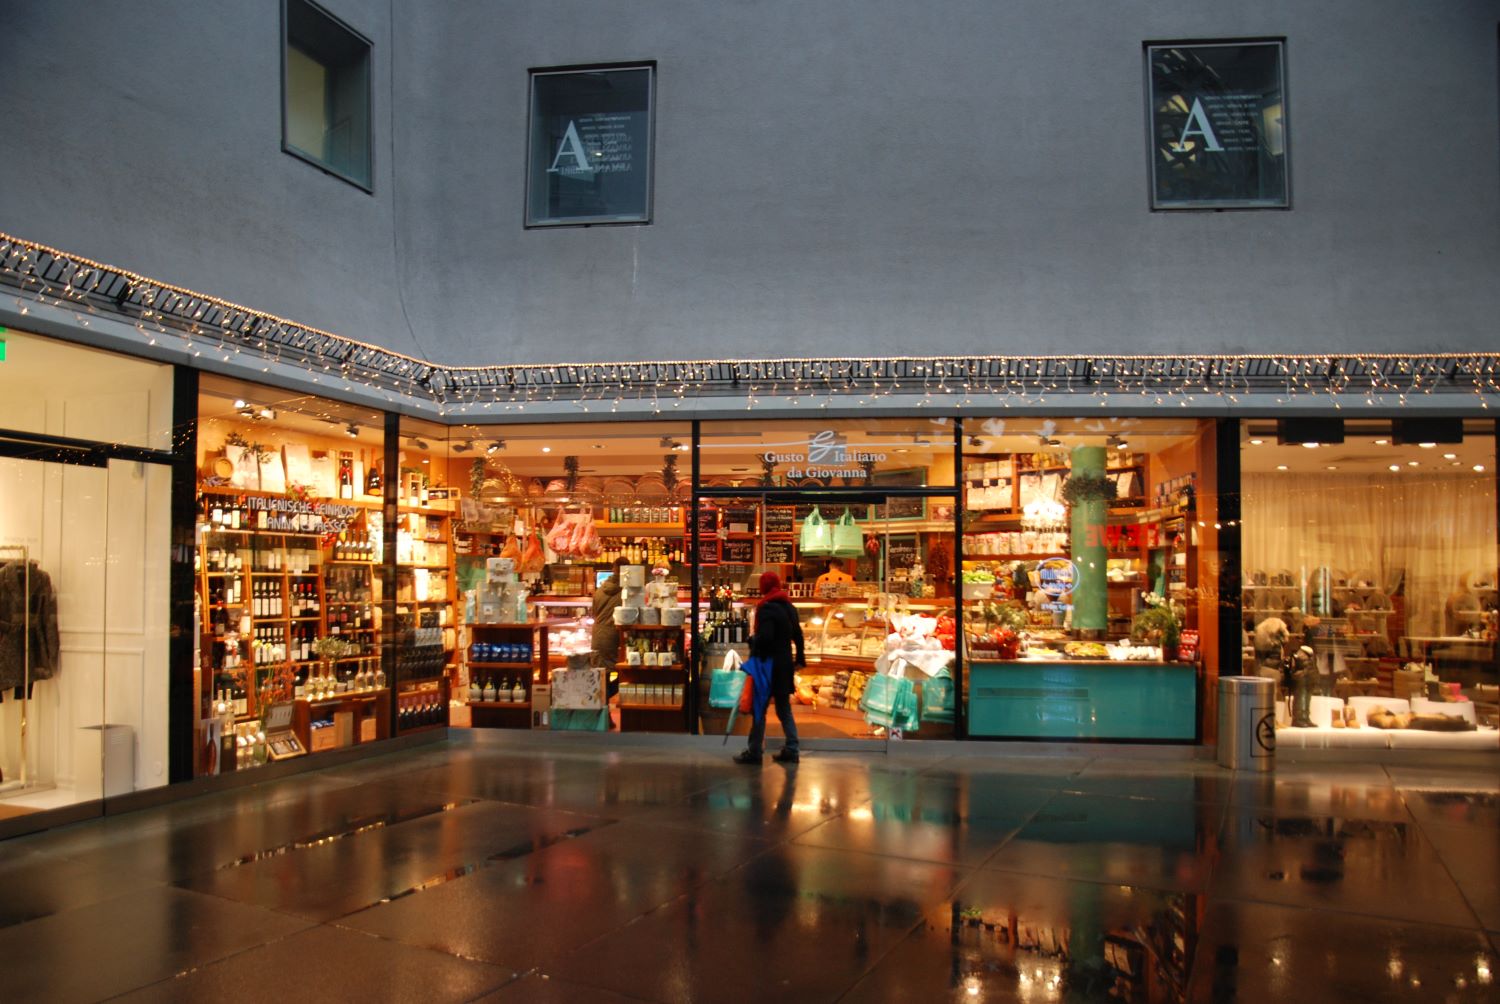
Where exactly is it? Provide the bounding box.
[4,231,1499,416]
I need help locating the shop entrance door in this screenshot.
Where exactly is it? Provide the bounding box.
[690,488,958,742]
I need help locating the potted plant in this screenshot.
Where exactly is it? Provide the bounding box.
[1131,594,1182,660]
[1059,472,1118,507]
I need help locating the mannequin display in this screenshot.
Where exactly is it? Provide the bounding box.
[1252,617,1289,684]
[1286,645,1316,728]
[1301,615,1342,693]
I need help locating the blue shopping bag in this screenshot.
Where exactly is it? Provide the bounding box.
[708,668,747,710]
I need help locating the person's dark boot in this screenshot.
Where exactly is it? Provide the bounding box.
[732,749,763,765]
[773,748,799,763]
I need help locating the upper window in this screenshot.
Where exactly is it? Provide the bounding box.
[526,64,654,227]
[1146,39,1288,209]
[282,0,372,191]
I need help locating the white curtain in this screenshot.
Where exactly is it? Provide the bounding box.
[1243,471,1496,636]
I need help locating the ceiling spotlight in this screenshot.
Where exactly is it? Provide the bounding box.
[1248,439,1264,446]
[408,436,429,450]
[1418,442,1436,449]
[541,446,551,453]
[487,440,505,454]
[1389,464,1401,472]
[1325,465,1338,471]
[344,422,359,438]
[1443,453,1457,460]
[968,435,983,447]
[1407,460,1419,467]
[1301,442,1320,449]
[1374,438,1389,445]
[451,440,474,453]
[1276,465,1288,471]
[233,399,248,410]
[1476,464,1488,473]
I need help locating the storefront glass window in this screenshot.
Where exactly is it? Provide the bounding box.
[961,417,1220,740]
[1,330,173,818]
[193,376,387,774]
[428,421,692,733]
[698,419,960,741]
[1242,420,1498,745]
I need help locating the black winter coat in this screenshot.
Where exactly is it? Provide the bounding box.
[0,560,60,691]
[750,597,805,698]
[590,577,622,667]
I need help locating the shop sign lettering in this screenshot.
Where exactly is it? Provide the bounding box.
[247,495,357,533]
[762,430,888,480]
[1036,557,1077,598]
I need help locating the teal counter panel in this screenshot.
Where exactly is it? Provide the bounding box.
[968,660,1197,740]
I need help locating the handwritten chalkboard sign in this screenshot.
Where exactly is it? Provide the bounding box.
[763,506,795,535]
[721,538,755,564]
[872,496,926,521]
[723,506,758,535]
[885,534,919,570]
[693,505,719,534]
[763,539,795,564]
[689,538,720,565]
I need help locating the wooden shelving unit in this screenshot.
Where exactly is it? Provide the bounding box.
[616,623,687,732]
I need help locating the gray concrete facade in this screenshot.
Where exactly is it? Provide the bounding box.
[2,1,1496,371]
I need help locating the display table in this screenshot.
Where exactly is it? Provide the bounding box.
[967,659,1197,740]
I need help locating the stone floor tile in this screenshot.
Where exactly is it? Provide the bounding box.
[1186,899,1496,1003]
[113,922,508,1003]
[1213,808,1475,927]
[0,885,312,1004]
[338,819,770,970]
[543,844,965,1003]
[983,791,1228,892]
[841,869,1198,1003]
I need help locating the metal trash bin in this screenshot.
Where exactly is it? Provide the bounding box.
[1217,676,1276,771]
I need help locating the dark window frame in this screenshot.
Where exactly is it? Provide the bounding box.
[281,0,375,194]
[1144,37,1291,212]
[524,61,657,228]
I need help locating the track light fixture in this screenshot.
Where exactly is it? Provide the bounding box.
[344,422,359,438]
[486,440,505,454]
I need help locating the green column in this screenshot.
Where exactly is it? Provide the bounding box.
[1070,445,1108,632]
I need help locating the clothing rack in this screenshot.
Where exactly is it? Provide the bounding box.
[0,544,33,792]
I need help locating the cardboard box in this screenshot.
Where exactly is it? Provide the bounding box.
[334,710,355,748]
[530,684,551,728]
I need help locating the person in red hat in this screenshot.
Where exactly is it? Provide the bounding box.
[735,570,806,764]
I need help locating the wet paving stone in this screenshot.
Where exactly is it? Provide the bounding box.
[1187,899,1497,1003]
[1212,810,1475,927]
[842,870,1200,1003]
[0,740,1493,1002]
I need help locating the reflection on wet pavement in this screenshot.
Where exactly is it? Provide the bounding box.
[0,739,1494,1002]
